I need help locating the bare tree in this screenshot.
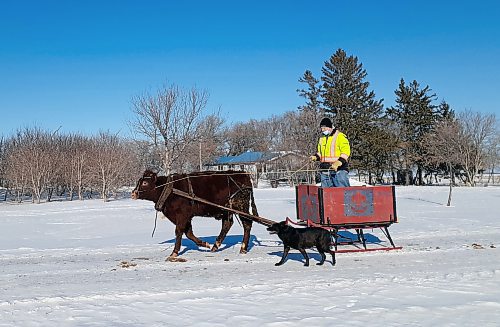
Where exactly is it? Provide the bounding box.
[57,134,92,200]
[131,139,163,173]
[129,83,211,174]
[6,128,56,203]
[0,136,8,200]
[44,134,64,202]
[4,136,24,202]
[175,113,225,172]
[457,110,497,186]
[282,110,322,183]
[89,132,140,202]
[223,119,273,156]
[0,136,5,181]
[282,109,322,156]
[484,131,500,184]
[424,119,462,205]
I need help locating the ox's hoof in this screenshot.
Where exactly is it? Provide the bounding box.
[166,256,187,263]
[239,242,248,254]
[210,241,221,252]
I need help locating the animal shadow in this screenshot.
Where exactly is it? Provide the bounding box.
[336,230,383,245]
[160,235,260,255]
[268,250,326,265]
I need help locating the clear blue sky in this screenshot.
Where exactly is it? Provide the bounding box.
[1,0,499,136]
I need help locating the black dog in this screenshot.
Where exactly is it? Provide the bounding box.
[267,221,336,267]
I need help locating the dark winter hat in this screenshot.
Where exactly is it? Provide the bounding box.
[320,117,333,128]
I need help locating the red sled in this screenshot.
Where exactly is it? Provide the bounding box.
[293,185,402,253]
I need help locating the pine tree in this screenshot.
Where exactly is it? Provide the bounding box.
[297,70,323,113]
[437,100,455,120]
[320,49,385,174]
[296,70,324,155]
[386,79,439,185]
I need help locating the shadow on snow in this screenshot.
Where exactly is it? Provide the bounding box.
[268,230,383,265]
[160,235,263,256]
[160,230,383,258]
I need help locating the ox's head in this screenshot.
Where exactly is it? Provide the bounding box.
[131,170,158,200]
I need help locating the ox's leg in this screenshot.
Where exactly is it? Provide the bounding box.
[184,221,211,249]
[169,225,184,259]
[211,214,234,252]
[240,218,253,254]
[166,225,189,262]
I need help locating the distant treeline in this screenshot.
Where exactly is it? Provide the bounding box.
[1,49,498,203]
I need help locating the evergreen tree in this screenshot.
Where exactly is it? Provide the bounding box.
[296,70,324,155]
[297,70,323,113]
[320,49,385,175]
[386,79,439,185]
[358,122,399,184]
[436,100,455,120]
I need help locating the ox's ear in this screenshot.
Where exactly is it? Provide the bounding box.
[143,170,158,184]
[143,169,156,178]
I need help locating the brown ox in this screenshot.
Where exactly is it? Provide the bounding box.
[131,170,258,260]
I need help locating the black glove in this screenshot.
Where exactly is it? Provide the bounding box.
[319,162,331,170]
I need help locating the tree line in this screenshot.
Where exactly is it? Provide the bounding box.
[1,48,498,203]
[0,129,141,203]
[221,49,499,187]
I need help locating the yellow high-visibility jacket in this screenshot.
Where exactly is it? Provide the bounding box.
[317,131,350,163]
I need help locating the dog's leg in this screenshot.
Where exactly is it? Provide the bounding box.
[275,246,290,266]
[329,250,336,266]
[317,251,326,265]
[299,249,309,266]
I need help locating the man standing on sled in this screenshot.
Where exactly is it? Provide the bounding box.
[310,117,351,187]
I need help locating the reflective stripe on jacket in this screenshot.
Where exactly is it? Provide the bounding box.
[317,131,350,162]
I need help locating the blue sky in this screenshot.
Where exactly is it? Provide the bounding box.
[1,0,499,136]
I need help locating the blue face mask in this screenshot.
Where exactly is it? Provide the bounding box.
[322,131,330,136]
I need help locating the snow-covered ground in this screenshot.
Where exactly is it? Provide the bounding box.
[1,186,499,326]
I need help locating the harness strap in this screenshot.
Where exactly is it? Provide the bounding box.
[151,211,159,237]
[187,176,195,206]
[155,175,173,211]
